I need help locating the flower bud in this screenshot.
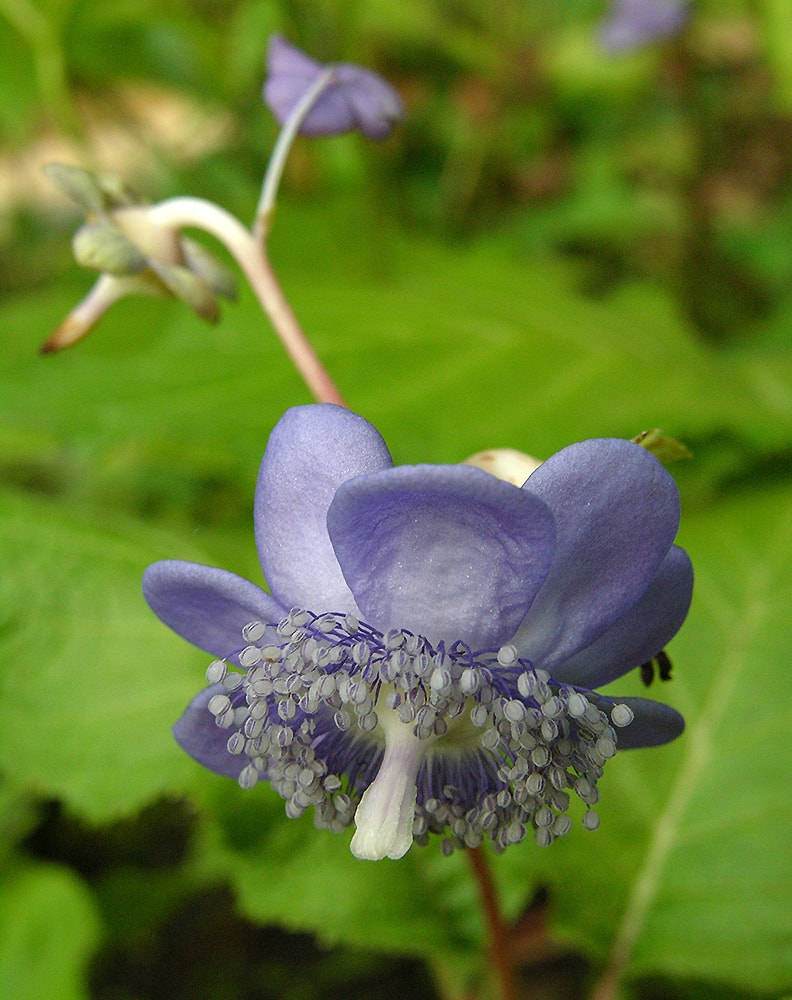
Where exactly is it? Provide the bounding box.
[463,448,543,487]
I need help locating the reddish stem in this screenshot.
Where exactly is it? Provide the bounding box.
[149,198,347,406]
[466,845,520,1000]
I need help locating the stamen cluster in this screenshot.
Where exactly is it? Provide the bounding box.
[204,609,634,854]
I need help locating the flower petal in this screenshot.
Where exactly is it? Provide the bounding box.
[327,464,555,647]
[265,34,322,88]
[173,685,247,778]
[515,439,681,670]
[333,64,404,140]
[588,693,685,748]
[263,35,402,139]
[553,545,693,688]
[599,0,690,53]
[266,75,353,134]
[142,560,283,660]
[254,404,393,614]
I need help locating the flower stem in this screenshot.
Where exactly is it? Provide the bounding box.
[148,196,345,406]
[466,846,520,1000]
[253,66,336,245]
[588,963,620,1000]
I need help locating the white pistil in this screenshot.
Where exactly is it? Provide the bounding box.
[350,710,428,861]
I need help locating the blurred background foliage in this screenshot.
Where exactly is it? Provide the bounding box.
[1,1,791,999]
[4,0,792,342]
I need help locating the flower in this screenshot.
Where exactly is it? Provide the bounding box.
[263,35,403,140]
[598,0,690,53]
[143,405,692,861]
[41,163,236,352]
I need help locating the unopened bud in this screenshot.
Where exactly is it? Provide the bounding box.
[72,222,147,275]
[463,448,543,487]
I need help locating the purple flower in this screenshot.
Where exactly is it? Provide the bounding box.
[144,405,692,860]
[263,35,403,140]
[599,0,690,52]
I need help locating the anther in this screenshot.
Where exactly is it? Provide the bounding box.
[207,608,624,856]
[205,660,227,684]
[242,621,267,642]
[497,644,518,666]
[582,810,600,831]
[610,703,634,728]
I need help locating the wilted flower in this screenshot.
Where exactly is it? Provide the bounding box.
[599,0,690,52]
[263,35,403,140]
[42,163,236,352]
[144,405,692,861]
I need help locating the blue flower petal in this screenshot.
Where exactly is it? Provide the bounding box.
[588,692,685,748]
[264,35,403,139]
[327,464,555,647]
[599,0,690,53]
[515,438,681,671]
[142,560,283,660]
[173,685,247,778]
[553,545,693,688]
[254,404,393,614]
[333,64,404,140]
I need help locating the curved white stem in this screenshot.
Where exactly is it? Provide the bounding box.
[253,66,337,244]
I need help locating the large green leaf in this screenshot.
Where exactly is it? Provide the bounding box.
[614,485,792,994]
[0,488,218,821]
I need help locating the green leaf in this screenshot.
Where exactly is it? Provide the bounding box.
[0,488,217,821]
[2,202,791,526]
[0,864,101,1000]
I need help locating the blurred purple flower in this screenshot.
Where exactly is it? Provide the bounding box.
[599,0,690,52]
[144,405,692,860]
[263,35,403,139]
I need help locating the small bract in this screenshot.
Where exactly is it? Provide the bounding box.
[144,405,692,860]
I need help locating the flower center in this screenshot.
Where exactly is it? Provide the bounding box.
[203,608,634,859]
